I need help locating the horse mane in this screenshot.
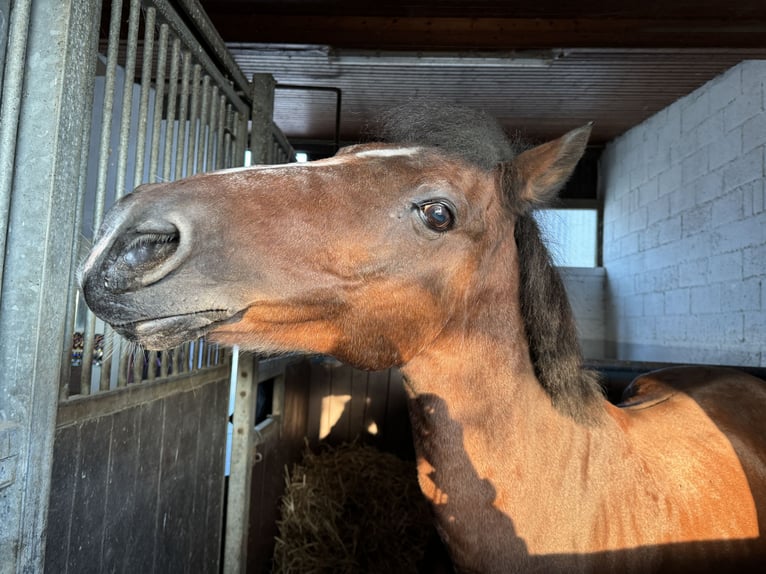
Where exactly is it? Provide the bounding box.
[377,102,604,422]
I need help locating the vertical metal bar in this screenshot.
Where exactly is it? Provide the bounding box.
[133,5,156,189]
[93,0,123,226]
[114,0,140,201]
[82,0,123,395]
[236,110,247,166]
[59,0,103,399]
[117,349,130,387]
[224,347,258,574]
[162,36,181,182]
[147,350,158,380]
[250,73,276,166]
[223,103,233,168]
[0,0,32,293]
[93,0,125,393]
[0,0,103,566]
[149,24,169,183]
[206,85,219,172]
[196,75,211,174]
[186,64,201,176]
[174,51,192,179]
[79,318,96,395]
[160,350,170,378]
[132,349,144,383]
[216,94,227,169]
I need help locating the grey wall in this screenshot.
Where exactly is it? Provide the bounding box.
[601,60,765,366]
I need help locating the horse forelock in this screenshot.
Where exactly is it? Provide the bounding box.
[373,102,522,170]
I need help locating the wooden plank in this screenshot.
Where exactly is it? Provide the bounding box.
[203,378,229,572]
[44,425,80,572]
[365,369,390,450]
[281,360,311,451]
[306,360,330,446]
[326,363,353,444]
[191,378,229,571]
[189,383,212,570]
[347,367,369,441]
[101,408,140,572]
[57,363,230,427]
[384,368,416,459]
[248,433,277,574]
[66,417,112,573]
[155,389,199,572]
[132,399,165,574]
[207,14,766,50]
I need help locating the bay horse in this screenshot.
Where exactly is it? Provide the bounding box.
[79,105,766,572]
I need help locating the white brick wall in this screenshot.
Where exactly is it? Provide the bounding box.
[601,60,766,366]
[559,268,607,359]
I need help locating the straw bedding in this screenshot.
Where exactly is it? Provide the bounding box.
[273,441,434,573]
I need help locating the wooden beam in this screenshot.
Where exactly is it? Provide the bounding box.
[205,15,766,49]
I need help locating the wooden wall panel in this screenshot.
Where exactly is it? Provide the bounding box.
[305,360,415,459]
[46,376,229,574]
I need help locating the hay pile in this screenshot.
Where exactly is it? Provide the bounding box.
[273,441,434,573]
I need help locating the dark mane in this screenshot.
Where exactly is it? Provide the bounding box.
[514,215,604,423]
[377,103,604,422]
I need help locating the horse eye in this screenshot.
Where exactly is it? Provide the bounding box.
[418,201,455,232]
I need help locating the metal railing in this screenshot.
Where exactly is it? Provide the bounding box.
[62,0,252,400]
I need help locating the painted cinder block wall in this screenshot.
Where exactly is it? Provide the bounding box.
[601,60,766,366]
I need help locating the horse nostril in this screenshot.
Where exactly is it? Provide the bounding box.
[123,232,180,271]
[97,227,184,293]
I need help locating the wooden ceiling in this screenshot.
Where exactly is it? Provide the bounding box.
[200,1,766,146]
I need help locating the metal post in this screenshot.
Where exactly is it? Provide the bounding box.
[250,73,276,165]
[223,348,257,574]
[0,0,102,570]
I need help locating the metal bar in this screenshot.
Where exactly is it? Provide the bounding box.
[216,94,227,169]
[160,349,170,378]
[250,74,275,165]
[0,0,32,293]
[147,350,158,381]
[100,328,117,391]
[59,0,103,399]
[93,0,125,394]
[206,85,219,171]
[196,75,211,173]
[92,0,123,238]
[224,103,233,168]
[148,24,169,183]
[172,0,251,98]
[162,36,181,181]
[186,63,201,176]
[132,348,144,383]
[151,0,249,117]
[0,0,104,567]
[133,5,157,189]
[223,347,257,574]
[117,346,130,387]
[174,50,192,179]
[235,110,247,166]
[114,0,140,201]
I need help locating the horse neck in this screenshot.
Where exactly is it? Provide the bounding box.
[399,236,619,525]
[401,227,605,446]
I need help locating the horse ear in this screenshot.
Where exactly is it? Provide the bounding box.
[499,123,592,214]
